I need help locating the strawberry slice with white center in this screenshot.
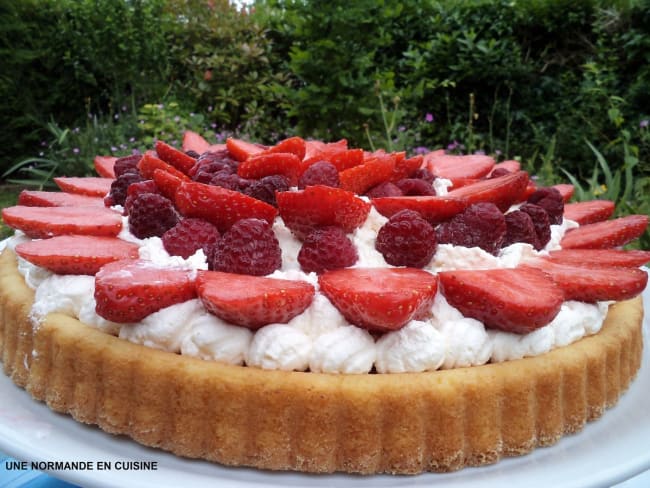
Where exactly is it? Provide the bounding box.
[318,267,438,332]
[18,190,104,207]
[560,214,648,249]
[371,195,469,226]
[446,171,529,211]
[547,248,650,268]
[424,152,495,182]
[196,271,315,329]
[95,259,197,323]
[175,181,278,233]
[54,176,113,197]
[2,205,122,238]
[276,185,370,240]
[93,155,117,178]
[438,267,564,334]
[521,258,648,303]
[563,200,615,225]
[15,235,139,275]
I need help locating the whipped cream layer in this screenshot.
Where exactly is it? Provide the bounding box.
[11,199,613,374]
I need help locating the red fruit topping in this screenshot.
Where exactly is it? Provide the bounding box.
[106,171,145,207]
[519,203,551,250]
[196,271,315,329]
[365,181,404,198]
[563,200,615,225]
[521,259,648,302]
[2,206,122,239]
[547,248,650,268]
[438,267,563,333]
[113,154,142,177]
[15,235,139,275]
[151,168,184,201]
[276,185,371,240]
[18,190,104,208]
[189,150,239,179]
[375,209,437,268]
[329,148,364,172]
[162,218,221,259]
[394,178,436,196]
[392,154,424,181]
[95,259,197,323]
[243,174,290,207]
[128,193,179,239]
[489,167,511,179]
[155,140,197,175]
[318,267,439,332]
[124,180,160,215]
[338,154,395,195]
[302,139,348,167]
[424,153,495,182]
[490,160,521,175]
[54,177,113,197]
[527,187,564,225]
[175,181,278,233]
[210,171,251,192]
[412,167,436,183]
[446,170,529,211]
[436,202,506,255]
[226,137,266,161]
[182,130,211,154]
[560,214,648,249]
[262,136,306,160]
[552,183,575,202]
[503,210,539,249]
[372,195,468,226]
[94,155,117,178]
[212,218,282,275]
[298,161,340,189]
[297,226,358,274]
[237,152,302,185]
[137,152,190,181]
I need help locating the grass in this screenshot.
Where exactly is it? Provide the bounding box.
[0,185,22,239]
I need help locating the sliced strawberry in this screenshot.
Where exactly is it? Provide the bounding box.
[54,177,113,197]
[2,206,122,239]
[93,155,117,178]
[226,137,266,161]
[391,154,424,181]
[302,139,348,166]
[560,215,649,249]
[152,169,184,200]
[276,185,370,239]
[438,267,564,333]
[175,181,278,233]
[95,259,197,323]
[154,140,196,175]
[15,235,139,275]
[329,148,365,172]
[552,183,575,203]
[339,154,396,194]
[490,160,521,175]
[262,136,306,160]
[424,153,495,181]
[18,190,104,207]
[521,259,648,302]
[182,130,210,154]
[371,195,468,226]
[237,152,302,185]
[563,200,615,225]
[547,249,650,268]
[196,270,315,329]
[446,171,529,211]
[137,152,190,180]
[318,268,438,332]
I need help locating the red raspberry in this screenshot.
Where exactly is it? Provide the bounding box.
[124,180,159,215]
[519,203,551,250]
[189,150,238,178]
[212,218,282,276]
[436,202,506,255]
[365,181,404,198]
[395,178,436,196]
[244,174,290,206]
[375,209,437,267]
[298,161,340,189]
[113,154,142,177]
[210,171,251,192]
[527,187,564,225]
[106,171,144,207]
[412,168,436,184]
[503,210,539,249]
[162,218,221,259]
[128,193,179,239]
[298,226,358,273]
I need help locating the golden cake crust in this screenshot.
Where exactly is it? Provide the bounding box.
[0,248,644,474]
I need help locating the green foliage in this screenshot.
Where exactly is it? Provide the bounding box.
[137,102,207,148]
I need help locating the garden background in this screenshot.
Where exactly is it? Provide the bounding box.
[1,0,649,246]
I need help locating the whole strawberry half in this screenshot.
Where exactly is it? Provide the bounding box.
[196,270,315,329]
[15,235,139,275]
[94,259,197,323]
[438,267,564,333]
[562,200,615,225]
[318,267,439,332]
[276,185,370,240]
[560,214,648,249]
[521,259,648,303]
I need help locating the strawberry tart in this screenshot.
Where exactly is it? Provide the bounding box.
[0,131,648,474]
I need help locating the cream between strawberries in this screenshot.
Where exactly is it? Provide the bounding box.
[7,198,612,374]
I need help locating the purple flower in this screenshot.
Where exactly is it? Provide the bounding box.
[424,113,434,123]
[398,125,406,132]
[641,119,649,128]
[110,146,118,152]
[413,146,430,155]
[72,147,80,154]
[132,148,141,155]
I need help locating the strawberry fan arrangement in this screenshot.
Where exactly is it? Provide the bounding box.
[2,130,649,338]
